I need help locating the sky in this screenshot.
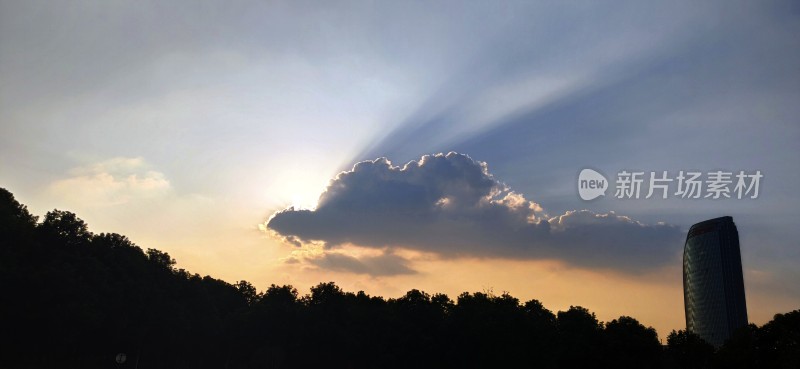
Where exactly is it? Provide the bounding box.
[1,0,799,337]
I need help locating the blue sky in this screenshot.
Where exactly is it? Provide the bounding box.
[1,0,798,335]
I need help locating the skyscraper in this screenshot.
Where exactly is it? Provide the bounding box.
[683,216,748,347]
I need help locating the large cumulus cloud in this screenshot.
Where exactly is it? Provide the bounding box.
[267,152,681,274]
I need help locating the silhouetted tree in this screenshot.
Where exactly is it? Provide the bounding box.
[603,316,662,369]
[0,187,37,239]
[39,209,92,246]
[666,329,714,369]
[523,299,559,368]
[556,306,605,368]
[235,280,261,305]
[713,323,758,369]
[146,248,176,270]
[445,291,532,368]
[752,310,800,368]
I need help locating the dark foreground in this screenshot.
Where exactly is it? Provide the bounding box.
[1,188,798,369]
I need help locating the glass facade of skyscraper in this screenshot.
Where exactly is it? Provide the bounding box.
[683,216,748,347]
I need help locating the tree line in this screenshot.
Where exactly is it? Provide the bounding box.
[0,188,797,368]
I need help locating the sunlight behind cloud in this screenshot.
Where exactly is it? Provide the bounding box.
[266,153,682,274]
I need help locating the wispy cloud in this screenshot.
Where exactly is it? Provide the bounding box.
[308,251,417,276]
[47,157,170,207]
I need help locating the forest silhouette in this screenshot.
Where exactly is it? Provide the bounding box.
[0,187,797,369]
